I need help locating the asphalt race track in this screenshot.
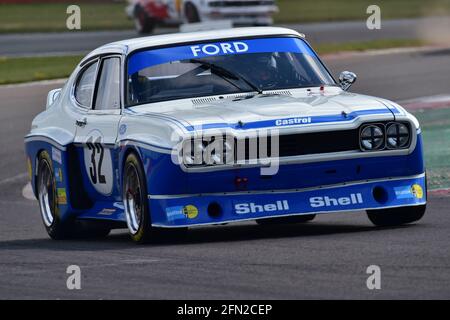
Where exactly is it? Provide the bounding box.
[1,50,450,299]
[0,17,441,57]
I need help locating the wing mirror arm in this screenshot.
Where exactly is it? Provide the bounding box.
[338,71,357,91]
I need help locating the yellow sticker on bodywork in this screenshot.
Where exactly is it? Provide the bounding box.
[411,184,424,199]
[57,188,67,205]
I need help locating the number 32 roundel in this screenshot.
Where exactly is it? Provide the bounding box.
[83,141,114,196]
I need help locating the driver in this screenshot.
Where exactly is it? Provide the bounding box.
[235,53,280,90]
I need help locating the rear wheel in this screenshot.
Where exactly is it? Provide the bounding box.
[185,3,200,23]
[256,214,316,226]
[37,151,110,239]
[134,5,156,34]
[367,205,426,227]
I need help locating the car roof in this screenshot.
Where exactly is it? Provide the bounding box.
[81,27,304,64]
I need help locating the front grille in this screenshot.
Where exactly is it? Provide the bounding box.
[209,1,275,7]
[236,129,360,161]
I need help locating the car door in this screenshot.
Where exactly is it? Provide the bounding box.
[73,55,122,199]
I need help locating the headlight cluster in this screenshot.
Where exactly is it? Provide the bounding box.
[182,135,234,167]
[359,122,411,151]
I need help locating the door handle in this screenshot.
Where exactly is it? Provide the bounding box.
[76,117,87,127]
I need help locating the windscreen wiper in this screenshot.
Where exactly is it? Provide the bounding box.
[189,59,263,94]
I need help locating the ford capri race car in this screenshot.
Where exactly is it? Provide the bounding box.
[25,27,427,243]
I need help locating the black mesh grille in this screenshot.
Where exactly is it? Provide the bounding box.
[236,129,360,161]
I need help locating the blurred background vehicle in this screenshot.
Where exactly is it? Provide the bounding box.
[126,0,279,33]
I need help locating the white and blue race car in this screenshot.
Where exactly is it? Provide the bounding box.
[25,27,427,243]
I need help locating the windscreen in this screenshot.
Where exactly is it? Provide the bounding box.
[127,37,335,106]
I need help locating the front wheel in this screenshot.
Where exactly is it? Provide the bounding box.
[185,3,200,23]
[367,205,426,227]
[123,153,160,243]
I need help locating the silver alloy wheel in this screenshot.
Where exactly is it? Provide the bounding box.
[124,164,143,235]
[38,159,55,227]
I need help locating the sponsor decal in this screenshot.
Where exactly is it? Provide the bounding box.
[55,167,63,183]
[183,205,199,219]
[57,188,67,205]
[309,193,363,208]
[275,117,312,127]
[98,208,116,216]
[190,42,249,57]
[127,38,314,75]
[119,124,127,135]
[235,200,289,215]
[27,157,33,180]
[394,185,414,199]
[167,205,199,221]
[411,184,424,199]
[394,184,424,199]
[166,206,186,222]
[51,147,62,165]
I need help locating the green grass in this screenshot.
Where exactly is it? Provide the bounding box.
[274,0,450,23]
[0,55,83,85]
[413,108,450,190]
[1,0,450,33]
[315,39,427,55]
[0,3,133,33]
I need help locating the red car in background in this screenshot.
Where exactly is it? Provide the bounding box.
[126,0,279,33]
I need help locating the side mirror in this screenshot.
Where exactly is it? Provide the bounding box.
[46,88,61,109]
[339,71,357,91]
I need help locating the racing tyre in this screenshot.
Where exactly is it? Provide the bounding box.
[37,151,67,239]
[37,151,111,240]
[185,3,200,23]
[134,5,155,34]
[367,205,426,227]
[123,153,159,243]
[256,214,316,226]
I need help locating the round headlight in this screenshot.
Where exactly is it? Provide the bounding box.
[360,125,384,151]
[387,123,410,149]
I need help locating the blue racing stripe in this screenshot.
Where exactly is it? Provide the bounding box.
[184,108,394,131]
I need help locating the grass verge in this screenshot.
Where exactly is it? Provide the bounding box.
[0,55,83,85]
[1,0,450,33]
[0,3,133,33]
[275,0,450,23]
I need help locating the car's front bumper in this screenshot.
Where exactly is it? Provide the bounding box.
[149,173,427,228]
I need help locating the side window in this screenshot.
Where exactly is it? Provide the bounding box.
[75,61,98,108]
[94,57,121,110]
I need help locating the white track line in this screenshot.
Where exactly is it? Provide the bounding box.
[22,182,36,201]
[0,172,28,186]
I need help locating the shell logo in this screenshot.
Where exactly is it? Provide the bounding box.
[183,205,199,219]
[411,184,424,199]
